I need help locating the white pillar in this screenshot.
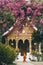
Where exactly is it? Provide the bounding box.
[34,43,37,52]
[29,40,32,53]
[39,42,41,54]
[16,40,18,49]
[15,36,19,50]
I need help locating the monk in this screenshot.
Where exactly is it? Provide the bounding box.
[23,52,26,62]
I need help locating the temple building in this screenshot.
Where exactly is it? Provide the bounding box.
[2,23,41,54]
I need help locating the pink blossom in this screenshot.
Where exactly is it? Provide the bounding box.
[33,9,41,16]
[19,10,25,20]
[0,0,43,32]
[33,9,37,16]
[25,2,31,7]
[37,11,41,16]
[0,1,4,7]
[27,7,32,14]
[37,2,43,9]
[32,4,37,10]
[13,10,19,17]
[14,2,21,8]
[6,3,11,10]
[40,19,43,24]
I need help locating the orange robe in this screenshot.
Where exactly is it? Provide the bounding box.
[23,53,26,62]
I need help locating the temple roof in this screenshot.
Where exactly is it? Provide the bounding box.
[2,23,38,37]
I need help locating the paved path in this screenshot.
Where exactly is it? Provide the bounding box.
[15,61,43,65]
[31,62,43,65]
[16,61,34,65]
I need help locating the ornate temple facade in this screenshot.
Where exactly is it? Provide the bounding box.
[3,23,41,54]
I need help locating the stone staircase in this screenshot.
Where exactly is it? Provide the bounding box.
[15,53,31,61]
[15,52,37,62]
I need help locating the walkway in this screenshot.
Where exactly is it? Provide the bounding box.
[16,61,34,65]
[15,61,43,65]
[14,52,43,65]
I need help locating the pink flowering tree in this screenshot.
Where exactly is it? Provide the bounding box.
[0,0,43,39]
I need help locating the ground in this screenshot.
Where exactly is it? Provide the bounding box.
[14,53,43,65]
[16,61,33,65]
[16,61,43,65]
[31,62,43,65]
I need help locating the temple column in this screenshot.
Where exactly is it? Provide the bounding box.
[16,36,18,50]
[29,40,32,53]
[16,40,18,49]
[34,43,37,52]
[39,42,41,54]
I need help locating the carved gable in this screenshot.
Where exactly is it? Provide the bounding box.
[7,24,34,41]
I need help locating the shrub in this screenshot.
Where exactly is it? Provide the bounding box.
[0,42,17,64]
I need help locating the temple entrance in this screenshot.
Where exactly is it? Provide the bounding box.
[18,39,23,52]
[18,39,29,55]
[24,39,29,52]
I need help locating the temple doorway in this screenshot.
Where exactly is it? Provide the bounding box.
[18,39,29,55]
[24,39,29,52]
[18,39,23,52]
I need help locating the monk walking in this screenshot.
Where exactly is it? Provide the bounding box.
[23,52,26,62]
